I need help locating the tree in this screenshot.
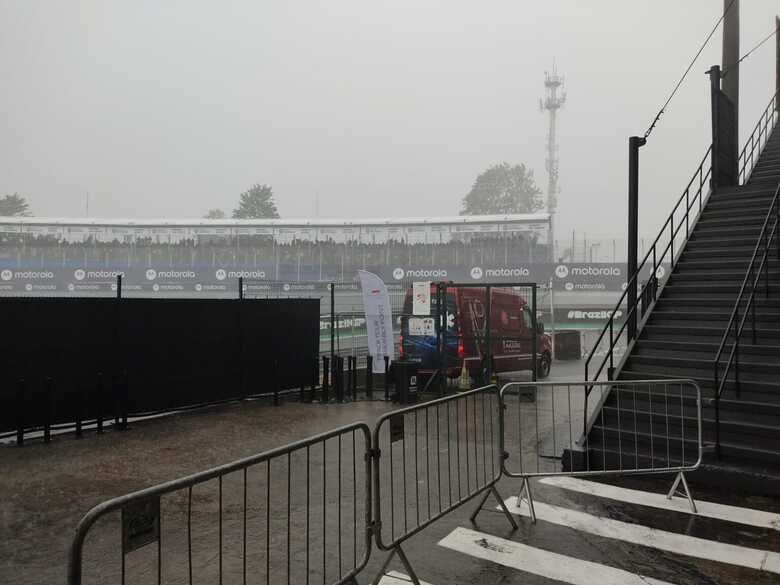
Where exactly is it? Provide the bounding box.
[0,193,32,217]
[232,184,280,219]
[460,163,542,215]
[203,208,226,219]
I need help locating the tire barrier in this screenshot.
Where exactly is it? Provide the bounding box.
[68,380,703,585]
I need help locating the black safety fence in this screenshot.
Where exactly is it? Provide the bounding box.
[0,291,319,440]
[68,379,703,584]
[241,278,413,392]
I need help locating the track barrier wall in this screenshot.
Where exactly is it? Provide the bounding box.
[68,379,703,585]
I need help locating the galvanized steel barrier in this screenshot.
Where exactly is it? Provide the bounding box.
[67,423,372,585]
[68,380,703,584]
[499,379,703,520]
[369,384,516,583]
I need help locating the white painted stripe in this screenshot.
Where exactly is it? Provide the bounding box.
[439,527,677,585]
[503,497,780,574]
[378,570,434,585]
[540,476,780,531]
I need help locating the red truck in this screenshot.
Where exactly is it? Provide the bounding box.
[400,285,552,380]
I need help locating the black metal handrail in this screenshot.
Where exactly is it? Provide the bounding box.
[737,91,779,184]
[712,182,780,456]
[585,145,713,387]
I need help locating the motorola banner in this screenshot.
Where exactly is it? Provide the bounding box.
[0,263,669,294]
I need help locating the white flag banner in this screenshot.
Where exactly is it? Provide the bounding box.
[412,281,431,315]
[358,270,395,373]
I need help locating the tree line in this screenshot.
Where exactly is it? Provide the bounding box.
[2,162,543,219]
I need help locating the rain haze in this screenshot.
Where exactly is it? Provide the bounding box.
[0,0,777,241]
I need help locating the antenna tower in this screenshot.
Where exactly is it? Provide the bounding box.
[540,62,566,259]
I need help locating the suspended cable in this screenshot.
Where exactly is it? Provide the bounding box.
[722,24,780,79]
[643,0,738,140]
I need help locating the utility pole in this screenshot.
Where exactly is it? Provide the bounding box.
[540,62,566,261]
[721,0,739,139]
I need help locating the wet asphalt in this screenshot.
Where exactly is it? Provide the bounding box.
[2,359,778,585]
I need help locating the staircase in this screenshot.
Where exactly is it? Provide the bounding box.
[585,121,780,485]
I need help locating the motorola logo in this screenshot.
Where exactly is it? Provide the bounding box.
[146,269,157,281]
[555,265,569,278]
[1,270,11,281]
[215,269,227,281]
[470,267,483,280]
[392,268,405,280]
[74,269,86,281]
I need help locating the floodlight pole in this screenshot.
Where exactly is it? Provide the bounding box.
[627,136,646,342]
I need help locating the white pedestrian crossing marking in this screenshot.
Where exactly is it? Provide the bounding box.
[439,527,678,585]
[378,570,433,585]
[503,497,780,574]
[540,476,780,530]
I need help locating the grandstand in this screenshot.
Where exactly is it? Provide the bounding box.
[0,214,552,282]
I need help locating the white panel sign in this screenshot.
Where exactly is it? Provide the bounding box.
[412,281,431,315]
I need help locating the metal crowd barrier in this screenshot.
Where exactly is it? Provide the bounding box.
[67,423,372,585]
[499,379,703,520]
[68,380,703,585]
[369,384,516,584]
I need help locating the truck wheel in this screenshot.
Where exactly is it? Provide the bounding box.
[537,353,551,379]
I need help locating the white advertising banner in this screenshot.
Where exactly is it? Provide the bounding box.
[358,270,395,373]
[412,281,431,315]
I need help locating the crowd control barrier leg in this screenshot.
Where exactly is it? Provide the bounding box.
[668,471,697,513]
[371,544,421,585]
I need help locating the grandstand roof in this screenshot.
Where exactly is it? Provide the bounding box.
[0,213,550,228]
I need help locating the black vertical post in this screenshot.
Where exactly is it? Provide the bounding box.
[120,371,128,430]
[384,355,390,401]
[273,359,280,406]
[96,373,104,433]
[238,276,244,300]
[322,356,330,403]
[16,378,24,446]
[44,377,52,443]
[485,285,492,382]
[336,356,344,403]
[366,355,374,399]
[708,65,722,192]
[237,282,245,398]
[627,135,646,342]
[531,284,538,382]
[309,354,317,403]
[76,380,84,438]
[116,274,122,299]
[330,283,335,371]
[353,356,358,396]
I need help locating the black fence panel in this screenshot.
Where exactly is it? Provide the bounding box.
[0,297,319,432]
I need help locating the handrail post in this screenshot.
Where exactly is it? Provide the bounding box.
[751,262,757,345]
[734,315,740,398]
[607,319,614,381]
[627,136,646,342]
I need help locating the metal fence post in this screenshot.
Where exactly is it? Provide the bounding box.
[532,284,538,382]
[16,378,24,446]
[366,355,374,399]
[96,373,104,433]
[384,355,390,401]
[76,380,84,438]
[120,371,129,430]
[309,354,317,403]
[322,356,330,403]
[273,359,280,406]
[44,377,53,443]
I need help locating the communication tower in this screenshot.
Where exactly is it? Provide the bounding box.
[540,62,566,258]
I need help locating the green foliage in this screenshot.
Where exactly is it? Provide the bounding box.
[203,208,227,219]
[460,163,542,215]
[0,193,32,217]
[232,184,280,219]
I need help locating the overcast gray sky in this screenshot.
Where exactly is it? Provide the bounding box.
[0,1,777,241]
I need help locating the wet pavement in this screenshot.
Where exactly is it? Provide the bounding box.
[2,359,779,585]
